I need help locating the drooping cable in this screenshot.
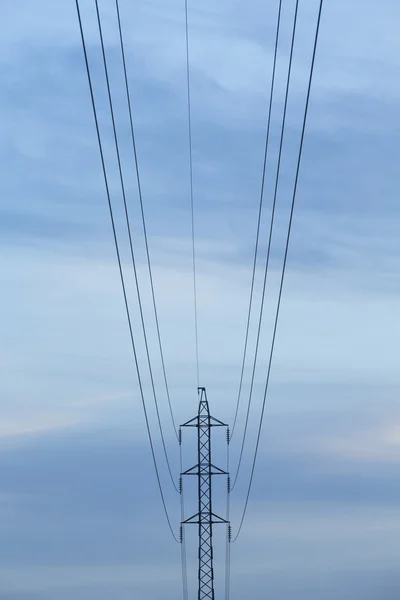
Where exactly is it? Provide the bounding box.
[75,0,179,542]
[184,0,200,388]
[94,0,178,492]
[230,0,284,440]
[232,0,324,542]
[179,429,189,600]
[115,0,179,441]
[231,0,300,491]
[224,428,231,600]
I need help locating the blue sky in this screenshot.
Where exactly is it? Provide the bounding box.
[1,0,400,597]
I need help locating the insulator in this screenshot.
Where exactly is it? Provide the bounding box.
[179,428,182,445]
[227,476,231,493]
[226,428,230,444]
[179,476,183,494]
[180,525,183,543]
[228,525,232,542]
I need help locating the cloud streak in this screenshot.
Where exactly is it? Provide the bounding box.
[1,0,400,597]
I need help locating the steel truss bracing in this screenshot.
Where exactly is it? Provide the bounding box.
[181,388,228,600]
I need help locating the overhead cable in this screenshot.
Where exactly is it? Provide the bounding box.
[231,0,300,491]
[184,0,200,389]
[225,428,231,600]
[180,430,189,600]
[75,0,179,541]
[232,0,324,541]
[94,0,178,492]
[231,0,284,440]
[115,0,179,441]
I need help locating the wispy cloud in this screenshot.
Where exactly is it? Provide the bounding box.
[1,0,400,597]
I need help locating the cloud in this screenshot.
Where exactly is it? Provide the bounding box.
[2,200,400,438]
[2,414,400,598]
[0,565,179,593]
[1,0,400,597]
[322,422,400,463]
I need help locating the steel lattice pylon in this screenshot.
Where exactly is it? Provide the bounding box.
[181,387,227,600]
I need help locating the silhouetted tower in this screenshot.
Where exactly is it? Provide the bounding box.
[181,387,228,600]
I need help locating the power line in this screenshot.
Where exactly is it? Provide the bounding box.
[230,0,284,440]
[75,0,179,542]
[115,0,179,441]
[94,0,178,492]
[232,0,324,542]
[225,429,231,600]
[231,0,300,491]
[225,499,231,600]
[179,430,189,600]
[184,0,200,389]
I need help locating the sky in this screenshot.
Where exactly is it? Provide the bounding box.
[1,0,400,597]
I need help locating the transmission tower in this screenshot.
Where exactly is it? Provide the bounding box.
[181,387,229,600]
